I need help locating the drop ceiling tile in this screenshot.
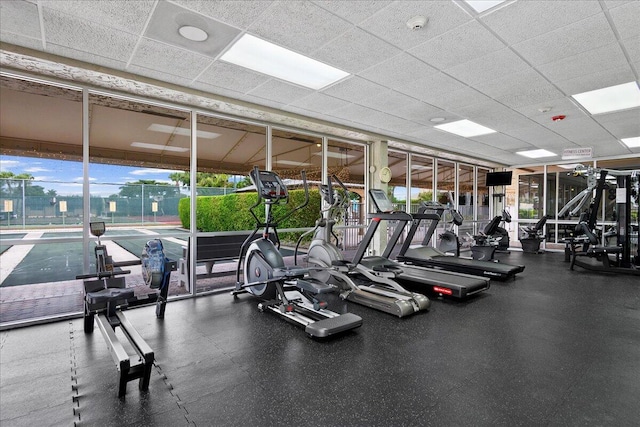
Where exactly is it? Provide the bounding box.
[426,87,492,111]
[171,0,275,29]
[505,124,572,148]
[512,14,617,66]
[541,116,614,145]
[359,0,470,50]
[127,64,196,88]
[190,81,245,100]
[444,48,530,87]
[624,36,640,63]
[358,53,437,88]
[537,43,629,83]
[321,76,388,102]
[47,43,128,71]
[312,1,393,24]
[594,109,640,137]
[496,82,565,109]
[241,93,286,110]
[0,31,42,51]
[145,1,241,59]
[329,103,382,124]
[40,0,154,34]
[289,92,351,113]
[313,28,401,74]
[197,61,269,94]
[472,133,533,151]
[376,115,425,135]
[591,143,632,157]
[247,79,314,105]
[450,100,532,130]
[474,68,554,100]
[481,0,602,45]
[554,66,637,95]
[129,38,213,80]
[42,8,138,63]
[395,72,466,102]
[248,1,351,54]
[514,98,585,125]
[0,0,41,39]
[608,1,640,40]
[409,21,506,70]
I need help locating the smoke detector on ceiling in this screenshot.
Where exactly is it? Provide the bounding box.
[407,16,428,31]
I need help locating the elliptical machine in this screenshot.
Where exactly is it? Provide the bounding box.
[437,192,463,256]
[233,167,362,339]
[294,175,430,318]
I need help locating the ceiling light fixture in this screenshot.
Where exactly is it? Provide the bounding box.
[178,25,208,42]
[148,124,220,139]
[463,0,508,13]
[220,34,349,90]
[572,81,640,115]
[131,142,189,152]
[516,149,557,159]
[434,119,497,137]
[621,136,640,148]
[275,159,312,167]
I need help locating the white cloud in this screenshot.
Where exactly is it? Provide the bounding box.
[130,168,177,176]
[0,159,21,170]
[25,166,51,173]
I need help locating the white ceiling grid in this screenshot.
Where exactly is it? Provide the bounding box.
[0,0,638,167]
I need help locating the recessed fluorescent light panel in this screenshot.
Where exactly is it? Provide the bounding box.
[220,34,349,90]
[275,160,312,167]
[571,82,640,115]
[148,124,220,139]
[557,164,582,170]
[516,149,556,158]
[313,152,356,159]
[463,0,507,13]
[621,136,640,148]
[434,119,497,137]
[131,142,188,152]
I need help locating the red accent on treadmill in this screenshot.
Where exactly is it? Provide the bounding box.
[285,304,294,312]
[433,286,453,295]
[373,218,381,222]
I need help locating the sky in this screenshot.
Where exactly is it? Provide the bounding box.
[1,155,180,197]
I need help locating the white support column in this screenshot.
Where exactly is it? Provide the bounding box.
[82,89,90,273]
[369,140,388,256]
[189,111,197,295]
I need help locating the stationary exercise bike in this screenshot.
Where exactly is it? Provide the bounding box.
[233,167,362,338]
[77,222,174,397]
[294,175,430,317]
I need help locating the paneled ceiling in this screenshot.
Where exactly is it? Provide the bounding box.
[1,0,639,167]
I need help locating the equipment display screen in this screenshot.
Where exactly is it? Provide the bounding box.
[369,189,394,213]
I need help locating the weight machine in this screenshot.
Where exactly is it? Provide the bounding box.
[562,166,639,275]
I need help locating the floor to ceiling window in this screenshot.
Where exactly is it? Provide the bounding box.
[327,139,366,252]
[1,75,83,324]
[194,114,266,294]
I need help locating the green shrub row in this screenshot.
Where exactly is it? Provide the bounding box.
[178,189,321,234]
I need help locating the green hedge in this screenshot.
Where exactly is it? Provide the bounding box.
[178,189,321,233]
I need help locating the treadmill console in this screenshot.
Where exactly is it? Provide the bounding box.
[251,169,288,201]
[369,189,395,213]
[90,221,106,237]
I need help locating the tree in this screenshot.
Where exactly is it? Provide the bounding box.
[118,180,181,199]
[168,171,246,188]
[0,172,48,196]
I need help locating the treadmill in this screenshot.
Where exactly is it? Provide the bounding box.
[355,189,490,299]
[397,201,525,281]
